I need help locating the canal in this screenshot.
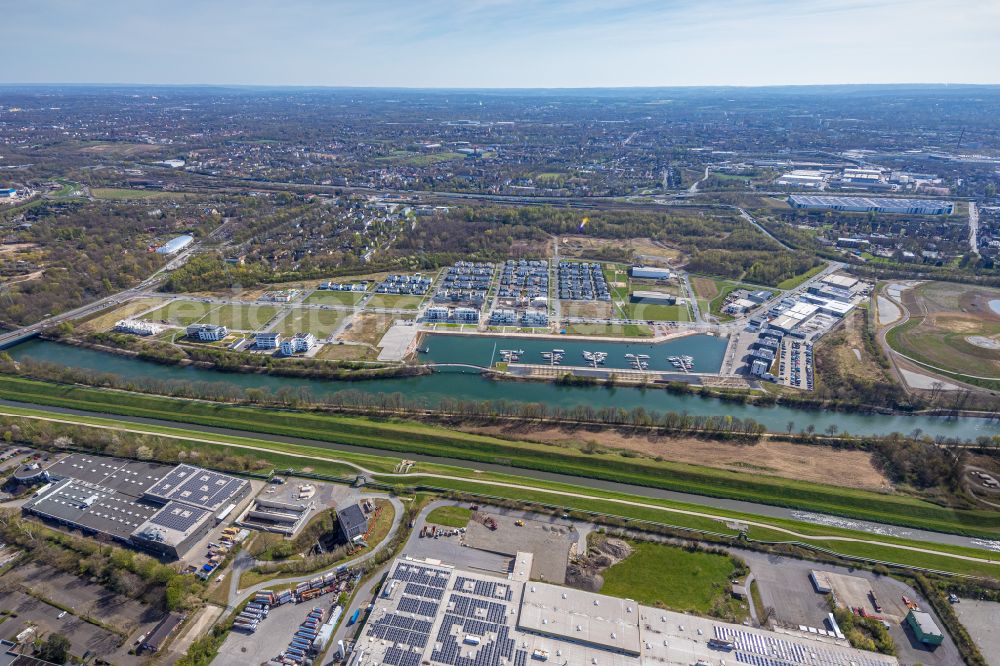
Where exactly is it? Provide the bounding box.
[7,338,1000,440]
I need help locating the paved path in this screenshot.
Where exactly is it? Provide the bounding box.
[227,495,404,611]
[1,403,996,564]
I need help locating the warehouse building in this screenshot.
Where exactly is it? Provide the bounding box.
[21,455,249,560]
[352,556,899,666]
[156,234,194,255]
[787,195,953,215]
[337,503,369,543]
[905,610,944,646]
[630,266,671,280]
[630,290,676,305]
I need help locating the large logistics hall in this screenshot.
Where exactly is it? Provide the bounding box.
[20,454,250,559]
[348,555,898,666]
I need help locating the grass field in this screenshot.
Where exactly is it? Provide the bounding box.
[600,540,746,615]
[302,290,366,306]
[563,323,654,337]
[885,281,1000,384]
[273,308,345,338]
[204,304,280,331]
[777,263,827,290]
[366,294,424,309]
[90,188,185,200]
[144,300,215,326]
[622,302,691,322]
[425,506,471,528]
[2,375,999,542]
[0,398,998,578]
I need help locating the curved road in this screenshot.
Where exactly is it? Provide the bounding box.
[226,495,405,611]
[1,401,997,561]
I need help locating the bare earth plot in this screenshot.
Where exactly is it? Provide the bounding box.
[465,425,891,492]
[75,297,167,332]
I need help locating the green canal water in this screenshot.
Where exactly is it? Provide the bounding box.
[8,338,1000,440]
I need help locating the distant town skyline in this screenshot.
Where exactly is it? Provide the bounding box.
[2,0,998,88]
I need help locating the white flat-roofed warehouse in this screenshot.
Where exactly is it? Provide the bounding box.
[630,266,671,280]
[787,195,953,215]
[351,556,898,666]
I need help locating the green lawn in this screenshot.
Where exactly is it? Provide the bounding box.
[303,290,366,306]
[622,302,691,322]
[204,304,280,331]
[563,323,654,337]
[601,540,744,614]
[1,395,1000,578]
[3,375,1000,543]
[367,294,424,309]
[143,300,215,326]
[425,506,471,528]
[274,308,345,338]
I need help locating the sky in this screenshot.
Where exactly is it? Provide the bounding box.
[2,0,998,88]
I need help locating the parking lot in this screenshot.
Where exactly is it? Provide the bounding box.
[777,338,813,389]
[739,550,962,666]
[214,596,340,666]
[953,599,1000,666]
[0,590,132,664]
[464,509,577,584]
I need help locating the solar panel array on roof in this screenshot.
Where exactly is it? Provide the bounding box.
[143,463,247,511]
[45,454,171,496]
[430,592,517,666]
[716,626,895,666]
[148,500,210,533]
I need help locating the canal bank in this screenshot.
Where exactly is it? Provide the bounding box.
[7,339,1000,440]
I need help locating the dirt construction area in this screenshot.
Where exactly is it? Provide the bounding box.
[464,511,576,584]
[889,281,1000,378]
[465,424,891,492]
[822,571,907,622]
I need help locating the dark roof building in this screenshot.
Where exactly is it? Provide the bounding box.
[141,613,185,653]
[21,454,250,560]
[337,503,369,542]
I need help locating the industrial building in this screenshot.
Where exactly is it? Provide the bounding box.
[630,291,676,305]
[236,496,313,536]
[337,503,370,542]
[348,555,898,666]
[186,324,228,341]
[787,195,954,215]
[156,234,194,255]
[630,266,671,280]
[905,610,944,646]
[21,455,250,559]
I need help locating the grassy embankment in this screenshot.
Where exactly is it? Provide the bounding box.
[600,540,747,617]
[0,399,997,578]
[1,375,999,540]
[425,506,471,528]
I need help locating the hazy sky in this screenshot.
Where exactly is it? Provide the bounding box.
[3,0,998,87]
